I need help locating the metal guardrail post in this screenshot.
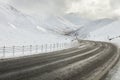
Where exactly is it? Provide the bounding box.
[13,46,15,56]
[3,46,5,57]
[50,44,52,51]
[57,43,58,50]
[59,43,61,49]
[49,44,51,51]
[0,42,72,58]
[45,44,47,52]
[36,45,38,53]
[61,43,62,49]
[53,44,55,50]
[22,46,24,55]
[30,45,32,54]
[65,43,67,48]
[41,45,43,52]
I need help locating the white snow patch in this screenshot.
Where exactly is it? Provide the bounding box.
[36,26,47,32]
[8,23,17,29]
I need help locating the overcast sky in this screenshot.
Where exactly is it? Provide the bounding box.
[2,0,120,20]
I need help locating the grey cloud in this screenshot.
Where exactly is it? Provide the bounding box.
[2,0,120,20]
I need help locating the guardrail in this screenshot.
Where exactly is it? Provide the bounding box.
[0,42,78,59]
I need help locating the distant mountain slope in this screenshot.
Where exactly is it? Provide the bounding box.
[0,2,71,46]
[88,19,120,41]
[63,13,115,38]
[74,18,115,39]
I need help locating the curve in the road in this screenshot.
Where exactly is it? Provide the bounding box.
[0,41,119,80]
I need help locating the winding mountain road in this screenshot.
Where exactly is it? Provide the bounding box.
[0,40,119,80]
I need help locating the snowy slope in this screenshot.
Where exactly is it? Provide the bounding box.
[31,14,79,35]
[76,18,115,39]
[0,2,72,46]
[87,19,120,47]
[63,13,115,39]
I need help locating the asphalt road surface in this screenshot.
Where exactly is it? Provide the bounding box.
[0,40,119,80]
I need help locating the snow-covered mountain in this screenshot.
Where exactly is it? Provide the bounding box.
[87,19,120,47]
[88,19,120,40]
[0,2,72,46]
[75,18,115,39]
[30,14,79,35]
[63,13,115,39]
[0,1,118,47]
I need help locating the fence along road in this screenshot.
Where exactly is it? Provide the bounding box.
[0,42,75,58]
[0,40,119,80]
